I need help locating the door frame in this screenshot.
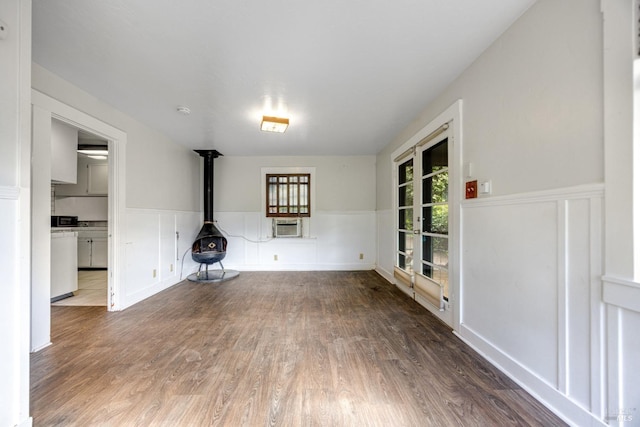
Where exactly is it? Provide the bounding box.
[390,100,462,330]
[31,90,127,349]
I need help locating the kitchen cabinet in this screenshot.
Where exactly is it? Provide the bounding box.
[56,155,108,196]
[51,230,78,300]
[77,230,108,268]
[51,119,78,184]
[88,163,108,194]
[77,237,92,267]
[91,237,108,267]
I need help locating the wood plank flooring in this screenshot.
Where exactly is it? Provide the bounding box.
[31,271,565,426]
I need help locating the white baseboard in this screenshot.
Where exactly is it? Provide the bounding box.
[375,266,394,283]
[30,341,52,353]
[225,263,376,271]
[456,324,607,427]
[17,417,33,427]
[120,275,185,310]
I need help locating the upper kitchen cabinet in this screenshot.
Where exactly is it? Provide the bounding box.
[55,155,108,196]
[87,163,108,194]
[50,119,78,184]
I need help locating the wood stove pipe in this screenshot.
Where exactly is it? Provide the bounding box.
[194,149,222,222]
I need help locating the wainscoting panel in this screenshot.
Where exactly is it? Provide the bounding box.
[462,199,559,384]
[215,211,376,270]
[458,184,605,425]
[121,209,201,309]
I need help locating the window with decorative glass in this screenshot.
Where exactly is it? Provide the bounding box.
[266,173,311,217]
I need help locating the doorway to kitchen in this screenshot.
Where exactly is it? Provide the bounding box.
[51,127,110,307]
[31,90,126,352]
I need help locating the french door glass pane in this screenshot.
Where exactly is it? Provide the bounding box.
[398,208,413,231]
[419,136,449,302]
[398,231,413,254]
[423,171,448,203]
[399,184,413,207]
[398,254,407,270]
[422,236,448,268]
[422,139,447,175]
[397,156,415,274]
[399,159,413,185]
[422,205,448,234]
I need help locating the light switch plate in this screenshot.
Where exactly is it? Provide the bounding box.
[479,180,492,195]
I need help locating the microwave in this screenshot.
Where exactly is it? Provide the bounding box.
[51,215,78,227]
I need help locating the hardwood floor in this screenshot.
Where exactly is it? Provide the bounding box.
[31,271,565,426]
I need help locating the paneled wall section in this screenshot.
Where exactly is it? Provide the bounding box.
[122,209,201,308]
[215,211,376,271]
[458,184,605,425]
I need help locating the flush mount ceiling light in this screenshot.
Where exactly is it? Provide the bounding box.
[77,143,108,159]
[77,149,108,156]
[260,116,289,133]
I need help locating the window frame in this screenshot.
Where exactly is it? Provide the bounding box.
[265,173,311,218]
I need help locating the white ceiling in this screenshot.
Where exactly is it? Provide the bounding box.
[32,1,536,156]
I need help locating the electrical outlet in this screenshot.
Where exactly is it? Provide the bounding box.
[170,263,173,272]
[274,254,278,261]
[359,253,364,260]
[153,269,157,278]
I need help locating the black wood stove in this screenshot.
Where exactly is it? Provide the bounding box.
[187,150,239,283]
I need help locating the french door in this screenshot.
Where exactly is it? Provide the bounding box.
[396,130,451,312]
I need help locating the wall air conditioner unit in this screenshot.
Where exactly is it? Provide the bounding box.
[273,218,302,238]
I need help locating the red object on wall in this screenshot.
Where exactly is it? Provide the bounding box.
[465,180,478,199]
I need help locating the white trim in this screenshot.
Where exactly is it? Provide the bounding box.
[260,166,316,238]
[462,183,605,208]
[456,325,607,427]
[557,199,569,394]
[30,341,51,353]
[126,207,201,215]
[0,186,20,200]
[375,266,394,284]
[602,276,640,312]
[17,418,33,427]
[589,196,606,417]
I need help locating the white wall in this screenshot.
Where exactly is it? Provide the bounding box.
[214,155,377,270]
[215,156,376,212]
[0,0,32,425]
[375,0,627,425]
[377,0,603,210]
[32,64,201,212]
